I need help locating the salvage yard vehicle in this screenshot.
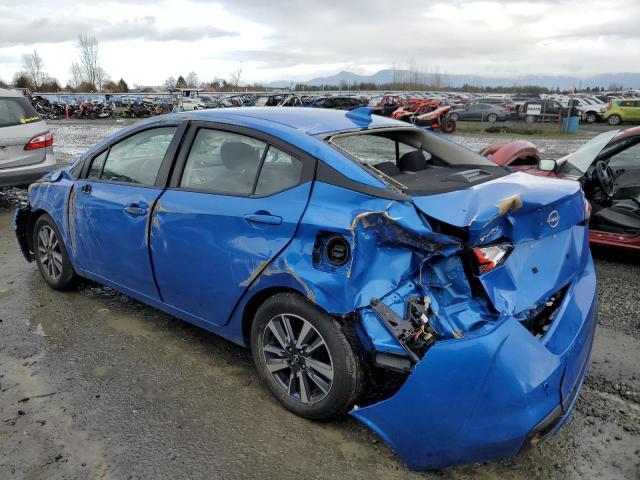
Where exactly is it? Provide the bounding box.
[603,99,640,125]
[391,99,456,133]
[449,103,510,122]
[565,97,608,124]
[520,99,564,123]
[0,88,57,187]
[488,127,640,251]
[14,107,597,470]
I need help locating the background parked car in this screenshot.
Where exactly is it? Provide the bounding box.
[519,99,565,123]
[563,97,608,124]
[180,98,206,111]
[449,103,510,122]
[0,88,56,187]
[603,99,640,125]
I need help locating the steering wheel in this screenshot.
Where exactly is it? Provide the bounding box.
[594,160,615,198]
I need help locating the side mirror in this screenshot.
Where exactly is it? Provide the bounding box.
[538,159,556,172]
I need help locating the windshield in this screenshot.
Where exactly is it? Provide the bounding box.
[556,130,619,176]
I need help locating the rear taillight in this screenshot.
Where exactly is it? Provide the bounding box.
[24,131,53,150]
[472,244,512,275]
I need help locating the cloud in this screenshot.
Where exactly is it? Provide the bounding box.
[0,14,237,47]
[1,0,639,85]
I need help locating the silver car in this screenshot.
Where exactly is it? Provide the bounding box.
[0,88,56,187]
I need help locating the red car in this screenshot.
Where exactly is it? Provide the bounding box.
[487,127,640,251]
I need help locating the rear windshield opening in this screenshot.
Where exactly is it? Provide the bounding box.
[327,127,509,196]
[0,97,41,128]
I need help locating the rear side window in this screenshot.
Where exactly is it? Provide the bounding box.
[91,127,176,185]
[0,97,40,128]
[255,147,303,195]
[180,129,267,195]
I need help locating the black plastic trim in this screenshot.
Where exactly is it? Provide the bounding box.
[315,161,409,201]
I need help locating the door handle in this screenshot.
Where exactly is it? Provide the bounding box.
[243,213,282,225]
[123,203,148,216]
[81,183,91,194]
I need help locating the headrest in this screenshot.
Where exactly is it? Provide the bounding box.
[398,150,430,172]
[220,142,258,170]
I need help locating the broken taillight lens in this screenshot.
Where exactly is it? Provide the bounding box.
[24,131,53,150]
[472,244,512,275]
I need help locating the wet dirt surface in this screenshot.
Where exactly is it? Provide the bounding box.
[1,121,639,479]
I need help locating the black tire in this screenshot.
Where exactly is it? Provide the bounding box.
[449,112,459,121]
[33,214,79,290]
[525,115,536,123]
[608,114,621,125]
[487,113,498,123]
[441,118,456,133]
[585,112,597,124]
[250,293,364,420]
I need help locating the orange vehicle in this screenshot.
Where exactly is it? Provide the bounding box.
[391,98,456,133]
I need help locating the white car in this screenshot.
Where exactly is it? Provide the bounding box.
[179,98,206,111]
[0,89,56,187]
[560,97,608,123]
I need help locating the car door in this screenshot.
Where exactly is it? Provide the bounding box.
[71,125,182,300]
[150,123,315,326]
[631,101,640,121]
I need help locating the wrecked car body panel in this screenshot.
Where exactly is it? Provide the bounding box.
[14,108,598,471]
[352,257,596,470]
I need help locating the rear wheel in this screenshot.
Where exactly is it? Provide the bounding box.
[608,114,621,125]
[251,293,363,420]
[33,214,79,290]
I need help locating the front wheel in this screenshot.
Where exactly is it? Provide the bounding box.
[487,113,498,123]
[251,293,363,420]
[525,115,536,123]
[440,117,456,133]
[585,112,597,124]
[608,114,622,125]
[33,214,79,290]
[449,112,459,121]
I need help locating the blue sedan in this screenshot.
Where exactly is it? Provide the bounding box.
[14,107,596,470]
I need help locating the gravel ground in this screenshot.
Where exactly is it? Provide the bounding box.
[0,119,639,479]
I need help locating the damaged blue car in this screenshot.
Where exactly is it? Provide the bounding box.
[14,107,596,470]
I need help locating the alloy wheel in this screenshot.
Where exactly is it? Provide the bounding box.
[37,225,63,281]
[262,313,334,404]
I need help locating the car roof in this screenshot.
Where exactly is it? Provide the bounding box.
[164,107,404,136]
[86,107,408,189]
[0,88,24,98]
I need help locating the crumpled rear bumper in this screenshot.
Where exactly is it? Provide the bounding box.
[351,256,597,470]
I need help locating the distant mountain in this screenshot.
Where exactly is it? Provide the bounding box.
[266,69,640,90]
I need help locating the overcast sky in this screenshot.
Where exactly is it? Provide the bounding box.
[1,0,638,86]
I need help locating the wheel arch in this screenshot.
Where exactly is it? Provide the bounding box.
[15,207,49,261]
[241,285,308,346]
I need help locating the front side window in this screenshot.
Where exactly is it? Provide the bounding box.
[180,129,267,195]
[88,150,108,179]
[607,141,640,169]
[96,127,176,185]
